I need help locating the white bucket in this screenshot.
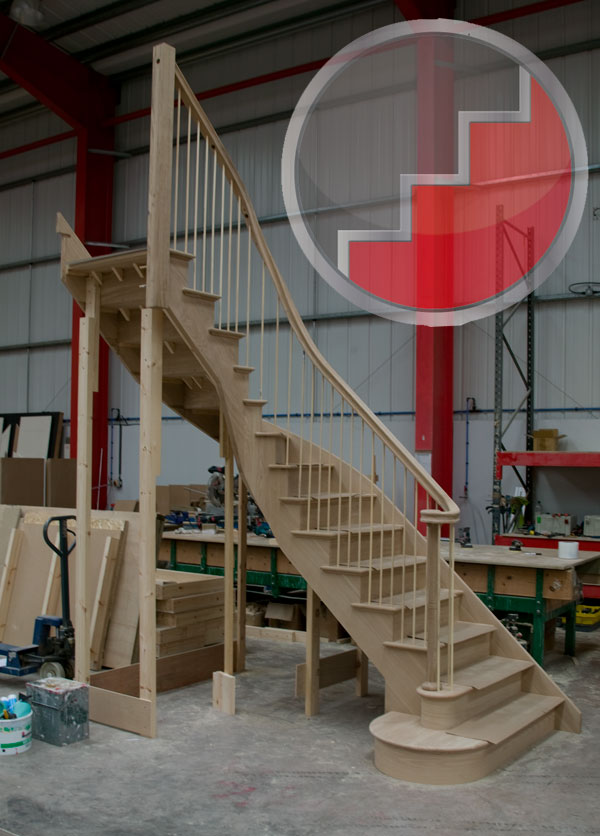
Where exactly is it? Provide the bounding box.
[0,709,32,755]
[558,541,579,559]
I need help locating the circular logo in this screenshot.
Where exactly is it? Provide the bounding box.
[282,19,588,326]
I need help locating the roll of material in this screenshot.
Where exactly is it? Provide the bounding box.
[558,540,579,559]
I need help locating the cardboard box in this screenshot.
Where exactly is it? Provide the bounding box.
[0,457,44,505]
[265,602,305,631]
[532,429,565,451]
[45,458,76,508]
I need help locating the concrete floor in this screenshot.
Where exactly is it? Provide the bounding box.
[0,628,598,836]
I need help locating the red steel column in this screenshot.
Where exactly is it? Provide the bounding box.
[414,31,455,528]
[0,15,115,508]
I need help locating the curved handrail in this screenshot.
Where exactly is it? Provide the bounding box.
[173,64,460,524]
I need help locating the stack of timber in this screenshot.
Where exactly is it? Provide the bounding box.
[156,569,224,657]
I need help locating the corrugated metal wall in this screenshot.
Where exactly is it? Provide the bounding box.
[0,0,598,532]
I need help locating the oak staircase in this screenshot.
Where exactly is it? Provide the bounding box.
[58,43,580,784]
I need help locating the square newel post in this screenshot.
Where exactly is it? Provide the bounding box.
[213,418,236,714]
[305,585,321,716]
[138,308,163,737]
[236,477,248,673]
[75,278,99,683]
[421,514,442,692]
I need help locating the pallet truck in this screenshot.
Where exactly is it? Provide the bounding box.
[0,515,76,679]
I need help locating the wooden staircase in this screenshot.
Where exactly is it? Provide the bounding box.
[56,42,580,783]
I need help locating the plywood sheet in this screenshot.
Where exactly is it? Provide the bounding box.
[14,415,52,458]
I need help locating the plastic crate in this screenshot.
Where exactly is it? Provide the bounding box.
[562,605,600,631]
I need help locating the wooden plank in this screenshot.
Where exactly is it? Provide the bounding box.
[156,617,223,645]
[75,279,100,683]
[147,43,176,308]
[89,687,154,738]
[155,569,224,598]
[157,602,224,626]
[494,567,536,597]
[543,567,575,600]
[90,644,227,695]
[236,478,247,672]
[212,670,235,715]
[245,625,307,644]
[305,586,320,716]
[13,415,52,458]
[138,308,162,737]
[456,562,488,594]
[223,426,235,676]
[156,590,224,614]
[296,648,360,696]
[157,627,224,657]
[0,528,23,641]
[89,528,126,670]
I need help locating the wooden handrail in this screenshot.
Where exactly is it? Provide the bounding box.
[170,51,460,520]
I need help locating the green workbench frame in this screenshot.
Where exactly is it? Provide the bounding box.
[168,539,307,599]
[476,563,576,666]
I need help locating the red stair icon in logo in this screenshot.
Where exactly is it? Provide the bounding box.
[344,76,572,313]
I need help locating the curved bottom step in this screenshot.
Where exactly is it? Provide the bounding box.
[370,698,560,785]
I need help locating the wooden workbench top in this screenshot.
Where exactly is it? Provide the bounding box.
[442,542,600,570]
[163,528,278,548]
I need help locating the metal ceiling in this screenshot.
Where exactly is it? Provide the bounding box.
[0,0,385,118]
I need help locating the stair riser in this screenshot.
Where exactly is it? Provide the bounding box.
[371,710,557,785]
[100,275,147,312]
[256,434,288,464]
[442,632,492,675]
[298,495,382,530]
[420,673,525,730]
[357,562,427,603]
[324,529,404,564]
[275,467,340,495]
[360,598,454,643]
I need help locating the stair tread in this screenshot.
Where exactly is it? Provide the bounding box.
[292,523,404,539]
[243,399,268,406]
[384,621,495,651]
[280,492,373,503]
[449,656,533,691]
[322,555,426,576]
[182,288,221,303]
[66,248,149,275]
[370,711,487,752]
[353,587,459,613]
[233,365,254,374]
[208,327,244,340]
[269,463,333,471]
[413,620,496,645]
[447,693,563,744]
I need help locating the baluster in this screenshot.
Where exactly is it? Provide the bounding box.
[358,419,364,573]
[286,329,293,465]
[201,138,209,292]
[336,398,344,567]
[173,89,181,249]
[184,106,191,253]
[245,231,252,368]
[346,409,354,567]
[226,184,233,330]
[413,487,418,639]
[379,442,385,602]
[193,125,201,290]
[327,385,334,530]
[317,373,325,531]
[306,365,315,530]
[448,526,455,689]
[273,300,279,426]
[218,165,226,328]
[401,466,407,642]
[298,351,306,498]
[259,264,265,398]
[235,199,241,331]
[210,148,217,294]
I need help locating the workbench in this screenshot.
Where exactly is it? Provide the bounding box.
[442,543,600,666]
[160,529,304,597]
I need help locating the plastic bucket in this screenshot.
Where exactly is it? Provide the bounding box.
[558,541,579,559]
[0,709,32,755]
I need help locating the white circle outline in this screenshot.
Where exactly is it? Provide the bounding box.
[281,19,588,327]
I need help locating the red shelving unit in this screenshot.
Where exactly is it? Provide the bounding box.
[495,451,600,479]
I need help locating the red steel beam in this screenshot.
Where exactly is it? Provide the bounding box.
[471,0,584,27]
[0,13,115,509]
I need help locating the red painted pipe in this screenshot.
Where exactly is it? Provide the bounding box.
[0,129,76,160]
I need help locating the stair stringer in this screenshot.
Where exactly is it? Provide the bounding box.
[164,288,581,732]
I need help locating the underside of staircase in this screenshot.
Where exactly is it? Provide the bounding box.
[57,42,580,784]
